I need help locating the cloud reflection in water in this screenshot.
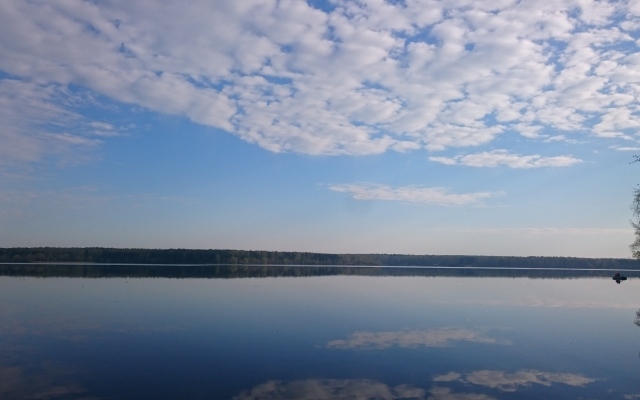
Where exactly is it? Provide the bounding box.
[0,364,94,400]
[233,369,596,400]
[232,379,495,400]
[327,328,509,349]
[433,369,595,392]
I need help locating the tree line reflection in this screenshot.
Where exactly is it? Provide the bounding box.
[0,263,634,279]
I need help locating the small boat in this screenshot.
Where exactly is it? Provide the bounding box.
[613,272,627,283]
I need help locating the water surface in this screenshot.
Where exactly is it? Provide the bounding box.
[0,265,638,399]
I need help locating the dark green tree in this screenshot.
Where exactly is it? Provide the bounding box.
[631,193,640,258]
[632,156,640,259]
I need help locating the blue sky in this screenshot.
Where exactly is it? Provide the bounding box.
[1,0,639,257]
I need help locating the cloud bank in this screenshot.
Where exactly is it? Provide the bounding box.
[328,184,496,205]
[1,0,640,161]
[429,150,582,168]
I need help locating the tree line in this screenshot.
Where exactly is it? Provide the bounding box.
[632,155,640,258]
[0,247,638,270]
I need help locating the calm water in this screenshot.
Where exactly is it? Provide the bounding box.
[0,265,639,399]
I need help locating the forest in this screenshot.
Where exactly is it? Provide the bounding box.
[0,247,638,270]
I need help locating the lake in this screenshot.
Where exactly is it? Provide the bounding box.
[0,265,638,399]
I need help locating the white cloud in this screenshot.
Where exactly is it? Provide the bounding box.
[327,328,510,349]
[611,145,640,151]
[0,79,108,168]
[593,108,640,138]
[328,183,496,206]
[1,0,640,157]
[434,370,596,392]
[429,149,583,168]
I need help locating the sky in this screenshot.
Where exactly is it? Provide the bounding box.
[1,0,639,258]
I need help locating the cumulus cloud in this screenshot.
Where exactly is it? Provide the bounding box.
[433,370,595,392]
[328,183,496,206]
[1,0,640,158]
[327,328,510,349]
[232,379,494,400]
[430,150,582,168]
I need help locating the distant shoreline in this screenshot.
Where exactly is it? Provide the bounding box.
[0,247,638,270]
